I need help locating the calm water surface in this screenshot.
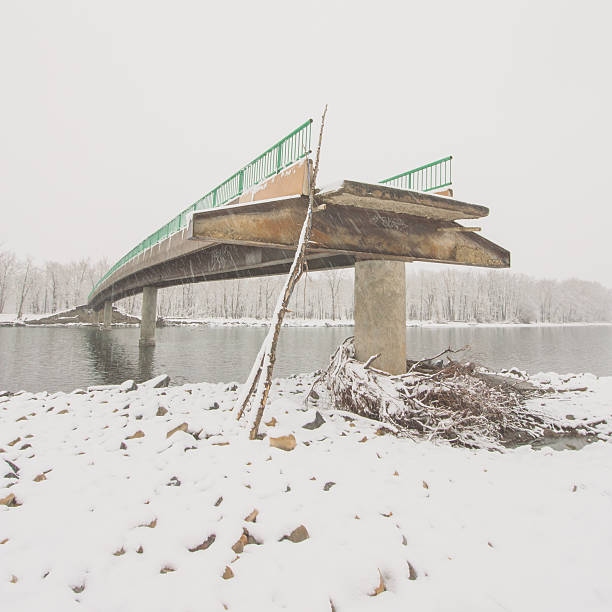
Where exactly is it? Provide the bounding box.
[1,325,611,393]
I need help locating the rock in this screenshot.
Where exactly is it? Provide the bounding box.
[156,406,168,417]
[125,430,145,440]
[33,473,46,482]
[16,416,27,422]
[19,443,32,450]
[87,384,122,392]
[370,570,386,596]
[214,496,223,507]
[244,509,258,523]
[422,480,429,490]
[188,534,215,552]
[303,411,325,430]
[57,409,69,415]
[407,561,418,580]
[7,437,21,447]
[358,436,368,443]
[0,538,9,544]
[269,434,297,452]
[232,534,248,554]
[113,547,125,556]
[323,481,336,491]
[222,566,234,580]
[0,390,11,397]
[0,493,17,506]
[160,566,175,574]
[120,442,127,450]
[281,525,309,543]
[167,476,181,487]
[166,423,189,438]
[72,389,86,395]
[210,402,220,410]
[375,426,393,436]
[244,530,260,545]
[143,374,170,389]
[120,379,137,392]
[264,417,277,427]
[4,460,19,475]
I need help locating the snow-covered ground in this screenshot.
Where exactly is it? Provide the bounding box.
[1,372,611,611]
[164,317,352,328]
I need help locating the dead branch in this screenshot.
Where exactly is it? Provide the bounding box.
[308,338,600,450]
[237,106,328,439]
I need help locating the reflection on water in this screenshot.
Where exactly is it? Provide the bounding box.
[0,324,611,393]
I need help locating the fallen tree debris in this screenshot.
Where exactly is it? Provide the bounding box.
[308,338,605,450]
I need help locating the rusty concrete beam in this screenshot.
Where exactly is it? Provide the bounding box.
[318,180,489,220]
[189,197,510,268]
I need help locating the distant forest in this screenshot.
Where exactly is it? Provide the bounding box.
[1,248,611,323]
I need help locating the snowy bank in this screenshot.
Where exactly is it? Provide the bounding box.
[160,317,612,329]
[2,312,610,329]
[1,374,611,611]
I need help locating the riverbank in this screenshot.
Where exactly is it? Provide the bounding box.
[2,312,611,329]
[1,372,611,611]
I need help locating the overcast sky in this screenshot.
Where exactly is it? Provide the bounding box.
[2,0,611,287]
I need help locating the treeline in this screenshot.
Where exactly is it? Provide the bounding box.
[0,250,108,317]
[1,248,611,323]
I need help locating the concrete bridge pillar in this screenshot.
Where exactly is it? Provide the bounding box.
[139,286,158,346]
[103,300,113,330]
[354,260,406,374]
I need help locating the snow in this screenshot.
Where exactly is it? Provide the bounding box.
[164,316,353,328]
[2,313,610,329]
[161,317,612,329]
[1,374,612,611]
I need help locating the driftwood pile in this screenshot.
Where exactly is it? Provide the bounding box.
[307,337,596,450]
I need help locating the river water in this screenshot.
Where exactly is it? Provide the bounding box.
[1,324,611,393]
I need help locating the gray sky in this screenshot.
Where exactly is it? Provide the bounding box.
[2,0,611,287]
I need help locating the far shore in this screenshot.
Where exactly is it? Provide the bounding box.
[1,312,611,329]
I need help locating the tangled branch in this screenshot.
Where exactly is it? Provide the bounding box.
[308,338,595,450]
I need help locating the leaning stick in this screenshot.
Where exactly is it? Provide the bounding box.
[237,106,328,438]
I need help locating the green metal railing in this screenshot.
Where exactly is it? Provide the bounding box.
[380,156,452,193]
[89,119,312,299]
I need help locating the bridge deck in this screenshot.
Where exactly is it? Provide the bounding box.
[87,177,508,310]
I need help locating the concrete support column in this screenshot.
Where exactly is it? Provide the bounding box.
[103,300,113,330]
[354,260,407,374]
[139,286,158,346]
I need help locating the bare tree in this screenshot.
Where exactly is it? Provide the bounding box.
[0,248,16,313]
[16,258,33,319]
